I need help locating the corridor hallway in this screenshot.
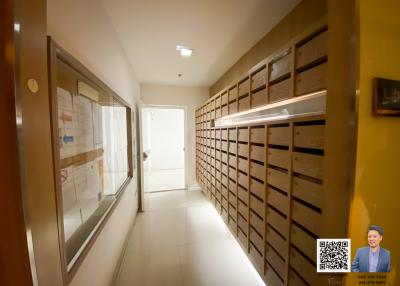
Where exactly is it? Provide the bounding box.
[115,190,265,286]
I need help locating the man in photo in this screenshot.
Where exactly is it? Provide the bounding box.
[351,225,390,272]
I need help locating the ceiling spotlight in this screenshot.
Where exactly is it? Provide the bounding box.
[176,45,193,57]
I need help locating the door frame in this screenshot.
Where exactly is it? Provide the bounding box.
[139,104,188,204]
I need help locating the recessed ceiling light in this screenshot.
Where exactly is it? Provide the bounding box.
[14,23,20,32]
[176,45,193,57]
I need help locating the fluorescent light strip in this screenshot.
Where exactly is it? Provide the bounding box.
[215,90,327,127]
[176,45,193,57]
[222,90,326,120]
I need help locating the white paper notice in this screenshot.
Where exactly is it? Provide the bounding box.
[73,95,94,154]
[58,87,75,159]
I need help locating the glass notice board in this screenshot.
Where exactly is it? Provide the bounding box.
[49,39,133,276]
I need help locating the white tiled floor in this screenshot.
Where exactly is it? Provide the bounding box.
[144,169,185,192]
[115,190,266,286]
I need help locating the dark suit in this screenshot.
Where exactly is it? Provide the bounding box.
[351,246,390,272]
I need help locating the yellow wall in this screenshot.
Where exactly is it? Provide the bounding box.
[347,1,400,285]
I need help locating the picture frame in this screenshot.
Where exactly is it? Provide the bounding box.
[373,77,400,116]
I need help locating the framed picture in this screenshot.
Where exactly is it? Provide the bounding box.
[373,77,400,116]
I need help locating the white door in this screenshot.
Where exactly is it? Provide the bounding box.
[141,107,185,192]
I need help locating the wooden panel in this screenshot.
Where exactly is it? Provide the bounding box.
[215,129,221,139]
[221,174,228,187]
[251,67,267,91]
[295,62,327,96]
[251,88,267,108]
[292,152,324,180]
[268,126,290,146]
[238,199,248,220]
[267,168,289,193]
[229,101,237,114]
[238,157,248,173]
[221,129,227,140]
[238,143,248,158]
[221,104,228,116]
[294,125,324,149]
[221,141,228,152]
[250,145,264,163]
[228,216,236,229]
[267,148,290,169]
[221,92,228,105]
[215,170,221,181]
[290,247,319,286]
[250,178,265,201]
[221,208,228,222]
[237,186,248,205]
[238,215,248,235]
[292,200,321,235]
[238,128,249,142]
[268,186,289,215]
[228,166,236,181]
[250,210,264,233]
[296,30,328,69]
[266,225,288,259]
[238,96,250,112]
[266,207,288,237]
[249,243,264,271]
[269,77,291,103]
[250,161,264,182]
[229,142,237,155]
[238,78,250,96]
[210,110,215,120]
[221,152,228,163]
[270,53,291,82]
[228,179,236,194]
[229,204,237,220]
[265,264,284,286]
[293,176,322,209]
[250,195,263,218]
[229,86,238,102]
[215,140,221,150]
[228,129,237,141]
[221,163,228,176]
[215,96,221,108]
[249,227,263,253]
[221,185,228,199]
[238,228,248,247]
[238,172,248,189]
[288,269,308,286]
[250,128,265,144]
[266,244,287,278]
[291,224,316,262]
[215,107,221,119]
[229,154,237,168]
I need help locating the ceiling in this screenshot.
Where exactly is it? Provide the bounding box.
[101,0,301,87]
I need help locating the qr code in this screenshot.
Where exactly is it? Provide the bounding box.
[317,239,351,273]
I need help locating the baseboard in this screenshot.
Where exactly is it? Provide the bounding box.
[188,184,201,191]
[111,200,139,286]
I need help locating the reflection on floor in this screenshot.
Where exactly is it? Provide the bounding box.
[115,190,266,286]
[144,169,185,192]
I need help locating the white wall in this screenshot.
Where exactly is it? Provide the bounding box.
[141,84,209,189]
[141,108,151,172]
[47,0,140,285]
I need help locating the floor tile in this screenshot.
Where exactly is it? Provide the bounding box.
[115,190,265,286]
